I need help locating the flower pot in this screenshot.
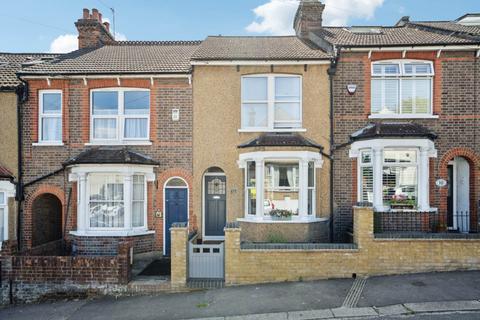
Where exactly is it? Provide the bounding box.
[271,216,292,221]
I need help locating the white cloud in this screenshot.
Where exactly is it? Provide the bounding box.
[245,0,385,35]
[246,0,298,35]
[323,0,384,26]
[114,32,127,41]
[49,34,78,53]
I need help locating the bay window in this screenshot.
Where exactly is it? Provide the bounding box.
[239,151,322,221]
[241,75,302,131]
[70,166,155,235]
[39,90,62,143]
[91,88,150,143]
[352,139,436,211]
[371,60,433,116]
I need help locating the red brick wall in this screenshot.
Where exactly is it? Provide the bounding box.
[332,50,480,241]
[21,77,194,252]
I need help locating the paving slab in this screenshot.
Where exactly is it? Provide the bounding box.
[404,300,480,313]
[226,312,287,320]
[331,307,377,318]
[288,309,334,319]
[0,299,87,320]
[358,271,480,308]
[375,304,411,316]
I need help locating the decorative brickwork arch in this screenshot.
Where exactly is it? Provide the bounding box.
[154,168,194,250]
[438,148,479,232]
[26,185,66,247]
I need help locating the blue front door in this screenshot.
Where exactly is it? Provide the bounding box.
[165,188,188,256]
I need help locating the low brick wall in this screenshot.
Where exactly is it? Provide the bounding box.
[239,220,329,243]
[0,241,132,304]
[71,233,154,256]
[225,207,480,285]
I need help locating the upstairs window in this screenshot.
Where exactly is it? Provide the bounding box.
[0,192,6,241]
[371,61,433,115]
[91,88,150,143]
[39,90,62,143]
[241,75,302,130]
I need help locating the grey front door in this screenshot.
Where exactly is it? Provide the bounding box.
[204,175,226,237]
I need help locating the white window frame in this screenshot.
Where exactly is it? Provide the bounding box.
[38,89,63,145]
[69,165,156,237]
[381,148,419,208]
[0,191,7,242]
[240,74,303,132]
[238,151,324,223]
[370,60,436,119]
[90,88,151,145]
[0,181,15,246]
[350,139,437,212]
[358,150,373,203]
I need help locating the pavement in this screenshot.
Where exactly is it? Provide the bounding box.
[2,271,480,320]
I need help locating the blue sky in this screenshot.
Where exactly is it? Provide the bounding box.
[0,0,478,53]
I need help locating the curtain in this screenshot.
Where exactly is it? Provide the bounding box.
[286,167,294,187]
[124,118,148,138]
[93,119,116,139]
[273,166,280,188]
[42,117,61,141]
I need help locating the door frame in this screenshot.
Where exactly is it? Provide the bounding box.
[163,176,189,256]
[449,158,470,232]
[202,172,226,241]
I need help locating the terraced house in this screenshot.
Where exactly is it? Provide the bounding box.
[1,0,480,303]
[16,8,199,257]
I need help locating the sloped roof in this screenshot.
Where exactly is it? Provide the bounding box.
[411,21,480,37]
[238,133,323,150]
[0,53,58,89]
[350,123,438,141]
[63,147,159,166]
[20,41,202,76]
[0,165,13,179]
[314,25,479,48]
[192,36,330,61]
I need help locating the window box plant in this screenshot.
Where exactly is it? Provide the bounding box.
[269,209,294,220]
[388,194,416,210]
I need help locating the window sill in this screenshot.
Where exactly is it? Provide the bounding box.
[32,142,64,147]
[368,114,439,120]
[237,217,328,224]
[85,141,153,146]
[70,229,155,237]
[238,128,307,133]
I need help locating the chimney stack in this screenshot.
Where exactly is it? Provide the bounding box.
[75,8,115,49]
[293,0,325,39]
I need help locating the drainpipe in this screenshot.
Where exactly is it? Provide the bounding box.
[327,47,340,242]
[15,81,27,251]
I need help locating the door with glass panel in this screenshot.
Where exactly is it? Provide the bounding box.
[204,175,226,239]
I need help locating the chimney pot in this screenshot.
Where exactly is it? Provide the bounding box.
[99,13,102,23]
[92,8,99,21]
[103,21,110,31]
[82,8,90,19]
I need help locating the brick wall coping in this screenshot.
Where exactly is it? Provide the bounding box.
[375,232,480,240]
[171,222,188,228]
[225,222,240,229]
[240,242,358,251]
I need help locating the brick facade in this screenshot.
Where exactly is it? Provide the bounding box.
[21,77,194,253]
[332,50,480,241]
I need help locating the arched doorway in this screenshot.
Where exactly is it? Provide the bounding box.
[447,157,470,233]
[164,177,189,256]
[203,167,226,240]
[32,193,62,246]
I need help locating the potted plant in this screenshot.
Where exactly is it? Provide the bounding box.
[269,209,294,220]
[388,194,416,210]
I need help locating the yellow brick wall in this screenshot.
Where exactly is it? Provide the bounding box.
[225,207,480,285]
[170,226,188,288]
